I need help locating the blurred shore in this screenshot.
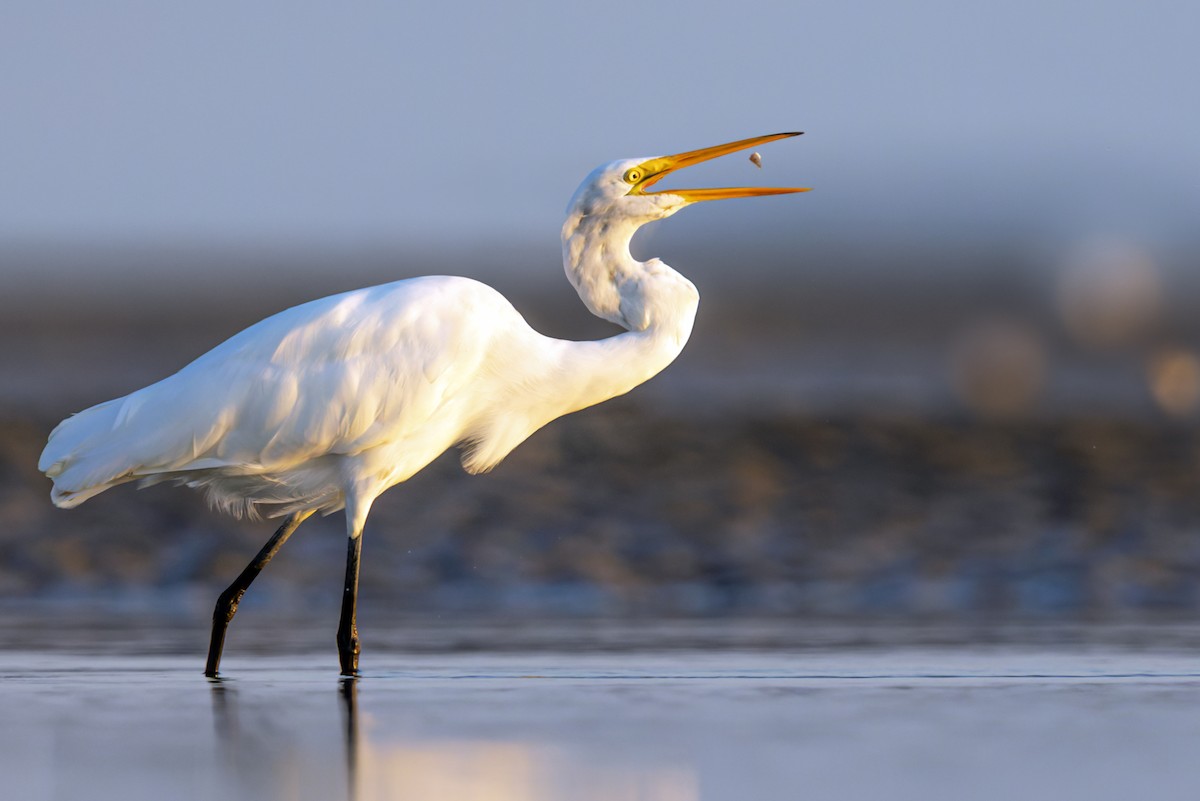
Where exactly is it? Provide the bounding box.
[3,240,1200,618]
[5,408,1200,617]
[4,236,1200,418]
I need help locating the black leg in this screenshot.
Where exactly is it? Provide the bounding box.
[337,534,363,676]
[205,510,312,677]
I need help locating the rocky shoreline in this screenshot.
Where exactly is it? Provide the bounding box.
[4,403,1200,617]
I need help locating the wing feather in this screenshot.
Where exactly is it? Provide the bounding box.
[41,276,509,505]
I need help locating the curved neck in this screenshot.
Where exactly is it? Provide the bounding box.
[547,210,700,415]
[561,212,645,329]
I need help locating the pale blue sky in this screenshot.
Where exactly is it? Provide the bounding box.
[1,0,1196,249]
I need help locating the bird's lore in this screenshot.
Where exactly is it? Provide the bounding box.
[39,132,809,676]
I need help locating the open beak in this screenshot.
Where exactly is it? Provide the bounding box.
[630,132,811,201]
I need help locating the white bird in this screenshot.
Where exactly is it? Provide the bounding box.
[38,132,809,676]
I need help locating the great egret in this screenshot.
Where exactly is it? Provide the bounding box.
[39,132,809,676]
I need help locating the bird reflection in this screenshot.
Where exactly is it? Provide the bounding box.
[208,679,245,773]
[209,675,696,801]
[209,676,362,801]
[208,678,272,798]
[340,677,360,801]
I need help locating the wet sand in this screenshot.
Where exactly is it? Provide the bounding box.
[4,631,1200,801]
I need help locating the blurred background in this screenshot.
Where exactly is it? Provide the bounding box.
[2,1,1199,628]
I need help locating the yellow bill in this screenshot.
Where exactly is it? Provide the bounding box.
[629,132,811,200]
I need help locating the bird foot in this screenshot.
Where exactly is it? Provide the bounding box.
[337,627,360,675]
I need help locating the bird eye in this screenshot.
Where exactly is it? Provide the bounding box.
[623,168,642,184]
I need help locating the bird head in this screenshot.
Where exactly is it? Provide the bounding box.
[565,132,810,224]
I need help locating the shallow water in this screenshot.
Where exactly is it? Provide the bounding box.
[4,638,1200,801]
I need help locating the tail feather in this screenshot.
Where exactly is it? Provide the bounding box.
[41,387,347,517]
[40,396,141,508]
[40,357,246,507]
[50,480,124,509]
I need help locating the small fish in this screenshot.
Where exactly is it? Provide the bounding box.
[749,152,763,168]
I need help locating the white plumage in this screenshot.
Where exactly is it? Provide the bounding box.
[43,276,591,518]
[38,132,807,675]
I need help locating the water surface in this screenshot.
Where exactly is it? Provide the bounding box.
[4,639,1200,801]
